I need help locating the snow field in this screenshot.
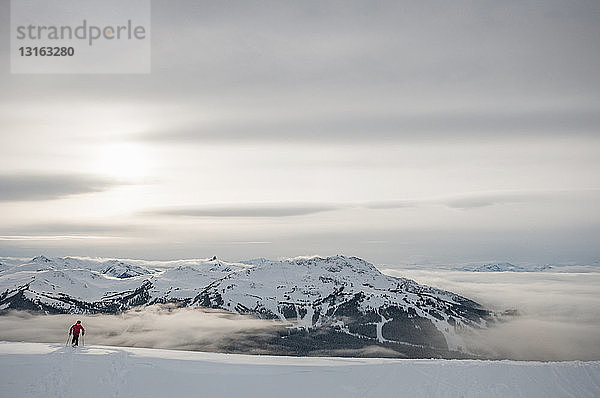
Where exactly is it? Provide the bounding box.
[0,342,599,398]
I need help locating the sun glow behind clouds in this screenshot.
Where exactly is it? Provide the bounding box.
[93,143,149,180]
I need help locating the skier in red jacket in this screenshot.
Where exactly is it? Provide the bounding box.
[69,320,85,346]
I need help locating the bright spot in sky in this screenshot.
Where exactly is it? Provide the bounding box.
[93,143,148,180]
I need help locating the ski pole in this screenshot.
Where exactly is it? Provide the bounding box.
[82,334,84,347]
[66,334,70,346]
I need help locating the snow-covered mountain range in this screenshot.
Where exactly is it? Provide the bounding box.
[394,261,599,272]
[0,255,493,358]
[454,262,554,272]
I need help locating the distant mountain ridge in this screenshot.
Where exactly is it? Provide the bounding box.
[0,254,493,358]
[455,262,553,272]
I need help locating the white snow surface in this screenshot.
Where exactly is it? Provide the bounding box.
[0,341,598,398]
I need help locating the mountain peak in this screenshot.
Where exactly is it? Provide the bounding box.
[473,262,523,272]
[283,255,380,274]
[31,255,51,263]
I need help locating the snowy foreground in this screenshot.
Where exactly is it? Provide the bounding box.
[1,342,599,398]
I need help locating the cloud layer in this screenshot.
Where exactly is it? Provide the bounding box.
[0,1,598,263]
[142,189,600,218]
[382,268,600,361]
[146,203,339,218]
[0,305,283,354]
[141,108,600,144]
[0,174,123,202]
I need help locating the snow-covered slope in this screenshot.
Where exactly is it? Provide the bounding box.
[149,258,249,302]
[0,255,491,358]
[0,342,598,398]
[195,256,490,354]
[0,255,248,313]
[0,255,156,313]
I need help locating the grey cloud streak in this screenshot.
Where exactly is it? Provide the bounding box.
[139,108,600,144]
[1,222,138,235]
[0,223,146,242]
[143,190,599,219]
[0,173,125,202]
[367,189,600,211]
[145,203,340,218]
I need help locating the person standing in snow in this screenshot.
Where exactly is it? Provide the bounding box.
[69,320,85,346]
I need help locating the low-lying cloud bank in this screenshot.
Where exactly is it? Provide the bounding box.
[383,269,600,361]
[0,305,285,354]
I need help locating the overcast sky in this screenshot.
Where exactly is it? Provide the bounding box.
[0,0,599,265]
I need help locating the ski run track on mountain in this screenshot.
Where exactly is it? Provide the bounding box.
[0,342,598,398]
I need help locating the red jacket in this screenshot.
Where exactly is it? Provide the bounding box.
[70,324,85,335]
